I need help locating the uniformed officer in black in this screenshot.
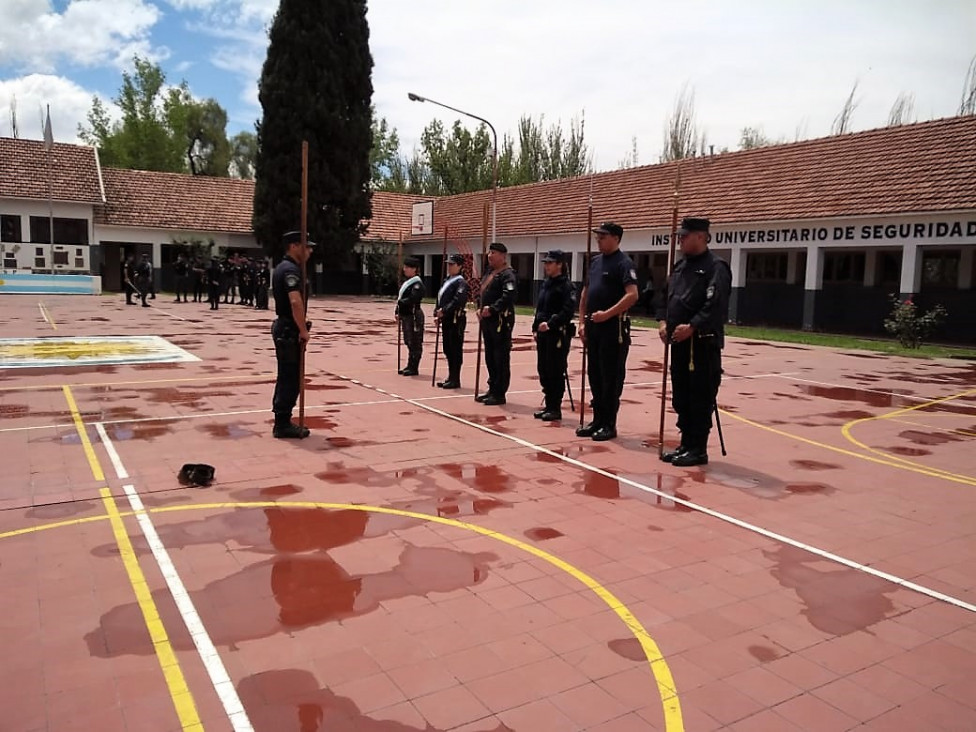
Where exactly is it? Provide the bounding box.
[532,250,576,421]
[396,256,425,376]
[255,260,271,310]
[123,254,138,305]
[435,253,469,388]
[576,223,638,441]
[136,253,153,307]
[207,258,222,310]
[173,253,189,303]
[657,217,732,466]
[476,242,518,405]
[271,231,314,438]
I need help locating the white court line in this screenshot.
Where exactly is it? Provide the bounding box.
[95,422,254,732]
[152,308,189,322]
[330,371,976,616]
[38,302,51,326]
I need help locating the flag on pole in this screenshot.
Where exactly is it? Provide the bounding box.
[43,105,53,151]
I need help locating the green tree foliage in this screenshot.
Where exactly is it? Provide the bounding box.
[370,108,402,190]
[229,130,258,179]
[738,126,778,150]
[79,57,231,175]
[661,84,706,162]
[253,0,373,259]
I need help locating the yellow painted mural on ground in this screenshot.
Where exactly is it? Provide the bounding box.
[0,336,200,368]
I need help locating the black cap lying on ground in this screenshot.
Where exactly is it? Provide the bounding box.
[677,217,710,235]
[178,463,215,487]
[489,242,508,253]
[592,222,624,238]
[541,249,566,263]
[447,253,465,265]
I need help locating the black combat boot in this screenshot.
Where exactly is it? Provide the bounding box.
[660,445,689,463]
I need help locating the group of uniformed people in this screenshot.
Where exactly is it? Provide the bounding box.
[268,219,732,466]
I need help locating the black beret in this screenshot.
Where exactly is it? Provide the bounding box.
[677,217,710,235]
[403,256,421,268]
[593,222,624,238]
[541,249,566,263]
[489,241,507,253]
[447,253,465,265]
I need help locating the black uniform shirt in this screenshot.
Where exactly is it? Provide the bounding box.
[479,266,517,316]
[585,249,637,314]
[272,255,304,324]
[174,259,188,277]
[658,248,732,346]
[533,274,575,332]
[437,276,469,316]
[396,279,425,316]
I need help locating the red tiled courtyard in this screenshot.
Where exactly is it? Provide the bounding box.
[1,293,974,731]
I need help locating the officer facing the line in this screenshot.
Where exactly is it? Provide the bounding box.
[532,250,576,421]
[476,242,517,405]
[577,222,638,441]
[435,253,469,389]
[657,217,732,466]
[396,256,426,376]
[270,230,315,439]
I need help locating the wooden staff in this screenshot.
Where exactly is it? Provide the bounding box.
[473,202,489,401]
[578,180,593,429]
[431,225,448,386]
[397,232,403,372]
[657,164,681,456]
[298,140,309,431]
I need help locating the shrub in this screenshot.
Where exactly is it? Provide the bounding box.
[883,295,948,348]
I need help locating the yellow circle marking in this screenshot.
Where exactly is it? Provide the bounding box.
[839,386,976,485]
[0,500,684,732]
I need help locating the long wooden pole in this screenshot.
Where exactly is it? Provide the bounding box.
[473,202,489,400]
[432,225,448,386]
[578,181,593,429]
[298,140,309,431]
[397,232,403,372]
[658,164,681,456]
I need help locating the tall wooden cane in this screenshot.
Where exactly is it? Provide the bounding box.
[657,165,681,456]
[396,232,403,373]
[298,140,309,432]
[578,181,593,429]
[473,202,489,400]
[431,226,448,386]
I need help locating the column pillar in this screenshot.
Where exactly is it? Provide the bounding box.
[899,243,923,300]
[802,245,824,331]
[728,246,747,323]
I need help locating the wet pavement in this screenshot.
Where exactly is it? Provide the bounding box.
[0,292,974,731]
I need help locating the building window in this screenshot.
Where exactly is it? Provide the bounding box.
[1,214,22,243]
[29,216,89,245]
[922,250,960,288]
[823,252,865,284]
[746,253,788,282]
[878,251,901,286]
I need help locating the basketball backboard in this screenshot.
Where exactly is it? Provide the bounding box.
[411,201,434,236]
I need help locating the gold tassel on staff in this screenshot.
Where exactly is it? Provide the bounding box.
[658,164,681,457]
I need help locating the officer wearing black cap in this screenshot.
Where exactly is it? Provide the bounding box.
[270,230,315,439]
[532,250,576,421]
[657,217,732,466]
[477,242,518,405]
[435,253,469,388]
[396,256,426,376]
[577,222,638,441]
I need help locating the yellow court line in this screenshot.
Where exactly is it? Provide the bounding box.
[721,409,976,487]
[61,386,202,731]
[840,387,976,483]
[0,500,685,732]
[3,373,273,392]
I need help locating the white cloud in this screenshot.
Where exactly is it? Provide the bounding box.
[0,0,161,73]
[0,74,108,143]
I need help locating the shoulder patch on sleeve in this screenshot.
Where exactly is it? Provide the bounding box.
[629,269,637,280]
[284,273,300,289]
[504,281,515,291]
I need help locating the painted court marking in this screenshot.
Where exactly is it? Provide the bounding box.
[38,301,57,330]
[95,423,254,732]
[0,335,200,369]
[61,386,202,731]
[329,371,976,616]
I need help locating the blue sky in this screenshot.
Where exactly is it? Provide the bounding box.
[1,0,974,170]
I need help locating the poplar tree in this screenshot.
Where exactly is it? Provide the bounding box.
[253,0,373,258]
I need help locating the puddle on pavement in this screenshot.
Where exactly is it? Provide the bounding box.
[788,459,841,471]
[301,415,338,430]
[748,645,783,662]
[687,463,836,500]
[897,430,963,446]
[524,527,564,541]
[200,423,255,439]
[315,463,395,486]
[798,384,909,408]
[886,445,932,456]
[607,638,645,661]
[26,500,97,519]
[86,544,496,655]
[438,462,514,493]
[0,404,30,419]
[106,422,174,441]
[764,544,895,635]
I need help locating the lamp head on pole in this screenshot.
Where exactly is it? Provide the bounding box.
[407,93,426,103]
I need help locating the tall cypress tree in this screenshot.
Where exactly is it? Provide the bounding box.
[253,0,373,260]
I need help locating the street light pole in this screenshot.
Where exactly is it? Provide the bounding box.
[407,93,497,247]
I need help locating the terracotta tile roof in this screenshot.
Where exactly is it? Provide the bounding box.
[0,137,104,204]
[365,191,421,241]
[412,115,976,241]
[95,167,255,233]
